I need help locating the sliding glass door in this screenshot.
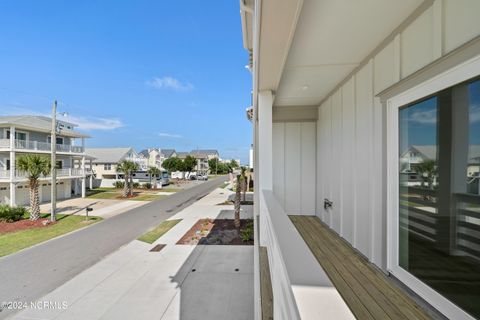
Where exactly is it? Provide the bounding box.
[398,77,480,319]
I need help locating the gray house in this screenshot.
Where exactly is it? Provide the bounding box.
[0,115,89,206]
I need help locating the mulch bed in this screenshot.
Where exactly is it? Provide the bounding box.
[0,218,56,235]
[177,219,253,246]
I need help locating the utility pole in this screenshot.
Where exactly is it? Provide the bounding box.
[51,100,57,222]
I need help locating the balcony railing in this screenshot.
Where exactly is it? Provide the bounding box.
[0,170,9,179]
[0,139,84,153]
[400,186,480,260]
[0,169,85,180]
[260,190,352,319]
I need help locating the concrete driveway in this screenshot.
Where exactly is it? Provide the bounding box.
[39,197,148,219]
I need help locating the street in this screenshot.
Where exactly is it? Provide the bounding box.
[0,176,228,319]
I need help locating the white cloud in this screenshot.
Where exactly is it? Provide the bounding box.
[146,76,194,92]
[470,104,480,123]
[66,115,123,131]
[409,109,437,124]
[409,105,480,124]
[158,132,182,138]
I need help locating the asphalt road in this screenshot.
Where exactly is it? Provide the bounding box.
[0,176,228,319]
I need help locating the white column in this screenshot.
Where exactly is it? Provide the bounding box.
[81,156,86,198]
[9,126,15,206]
[89,159,93,189]
[257,90,273,245]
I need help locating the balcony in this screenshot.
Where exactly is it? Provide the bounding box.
[0,139,84,154]
[0,168,85,181]
[259,190,433,320]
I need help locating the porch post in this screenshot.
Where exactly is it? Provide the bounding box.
[9,126,15,206]
[81,156,86,198]
[258,90,273,245]
[89,158,93,189]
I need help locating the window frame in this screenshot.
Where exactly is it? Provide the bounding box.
[386,54,480,320]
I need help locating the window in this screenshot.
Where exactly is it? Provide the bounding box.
[6,130,27,141]
[48,136,64,145]
[104,164,111,171]
[55,161,63,169]
[398,77,480,318]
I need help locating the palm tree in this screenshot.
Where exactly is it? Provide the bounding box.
[415,160,437,189]
[128,162,140,196]
[234,174,243,229]
[148,166,161,189]
[117,160,137,197]
[16,155,51,221]
[240,166,247,202]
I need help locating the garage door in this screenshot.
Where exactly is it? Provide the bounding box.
[0,185,9,204]
[16,185,29,206]
[41,183,51,203]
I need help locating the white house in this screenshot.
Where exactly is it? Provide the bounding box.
[241,0,480,319]
[0,115,89,206]
[85,147,146,180]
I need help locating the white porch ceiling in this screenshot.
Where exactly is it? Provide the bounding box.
[275,0,423,107]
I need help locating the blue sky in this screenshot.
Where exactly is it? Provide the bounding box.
[399,79,480,153]
[0,1,252,163]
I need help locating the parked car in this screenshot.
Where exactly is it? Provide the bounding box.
[196,173,208,181]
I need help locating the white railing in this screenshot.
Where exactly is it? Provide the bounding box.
[261,190,354,320]
[70,168,84,176]
[0,170,10,179]
[0,139,85,153]
[0,139,9,148]
[13,169,84,179]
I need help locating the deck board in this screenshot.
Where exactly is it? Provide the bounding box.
[259,246,273,320]
[290,216,432,320]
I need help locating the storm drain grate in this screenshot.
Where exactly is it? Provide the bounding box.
[150,244,166,252]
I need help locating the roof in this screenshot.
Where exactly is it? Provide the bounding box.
[406,145,480,162]
[161,149,176,158]
[176,152,190,159]
[190,149,219,158]
[139,149,150,157]
[85,147,135,164]
[0,115,90,138]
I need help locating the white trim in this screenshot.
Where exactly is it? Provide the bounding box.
[386,53,480,320]
[7,129,29,142]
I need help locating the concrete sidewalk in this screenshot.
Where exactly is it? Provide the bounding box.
[12,188,254,320]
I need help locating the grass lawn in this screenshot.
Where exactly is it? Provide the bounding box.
[0,213,102,257]
[87,190,120,200]
[137,219,182,244]
[87,189,166,201]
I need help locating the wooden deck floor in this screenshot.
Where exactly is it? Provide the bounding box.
[290,215,432,320]
[259,246,274,320]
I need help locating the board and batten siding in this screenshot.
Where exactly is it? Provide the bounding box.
[273,121,316,215]
[316,0,480,269]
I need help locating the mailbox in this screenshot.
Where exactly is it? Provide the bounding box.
[85,207,93,220]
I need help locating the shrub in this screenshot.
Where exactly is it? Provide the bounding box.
[240,220,254,242]
[0,205,27,222]
[143,183,152,189]
[133,182,140,189]
[113,181,125,189]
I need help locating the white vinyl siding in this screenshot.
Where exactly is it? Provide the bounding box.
[314,0,480,267]
[272,121,316,215]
